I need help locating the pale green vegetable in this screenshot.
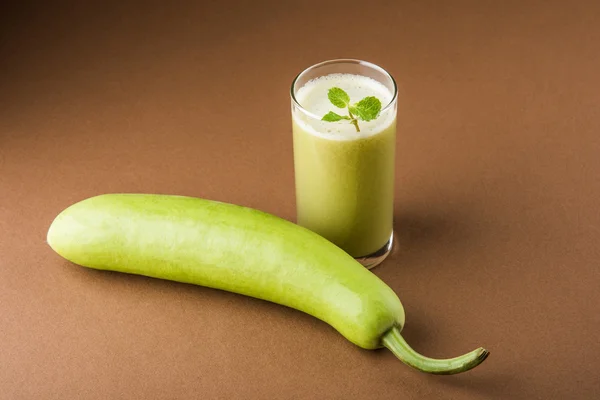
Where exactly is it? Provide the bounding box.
[47,194,488,374]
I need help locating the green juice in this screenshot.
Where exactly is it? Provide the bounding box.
[292,73,396,257]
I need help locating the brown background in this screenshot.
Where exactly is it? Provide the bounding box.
[1,1,599,399]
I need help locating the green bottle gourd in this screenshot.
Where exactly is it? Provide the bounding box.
[47,194,488,374]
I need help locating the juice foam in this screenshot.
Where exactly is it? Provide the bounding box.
[293,73,395,140]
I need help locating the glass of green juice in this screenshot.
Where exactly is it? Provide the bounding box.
[291,59,397,269]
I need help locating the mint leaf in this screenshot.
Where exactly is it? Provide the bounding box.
[327,87,350,108]
[322,111,350,122]
[349,96,382,121]
[321,87,383,132]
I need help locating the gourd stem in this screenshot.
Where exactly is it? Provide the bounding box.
[382,326,489,374]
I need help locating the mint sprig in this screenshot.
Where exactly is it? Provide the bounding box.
[321,87,382,132]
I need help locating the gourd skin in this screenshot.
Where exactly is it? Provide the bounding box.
[47,194,405,349]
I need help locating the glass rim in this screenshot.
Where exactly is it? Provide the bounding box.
[290,59,398,121]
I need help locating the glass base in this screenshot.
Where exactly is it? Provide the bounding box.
[354,232,394,270]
